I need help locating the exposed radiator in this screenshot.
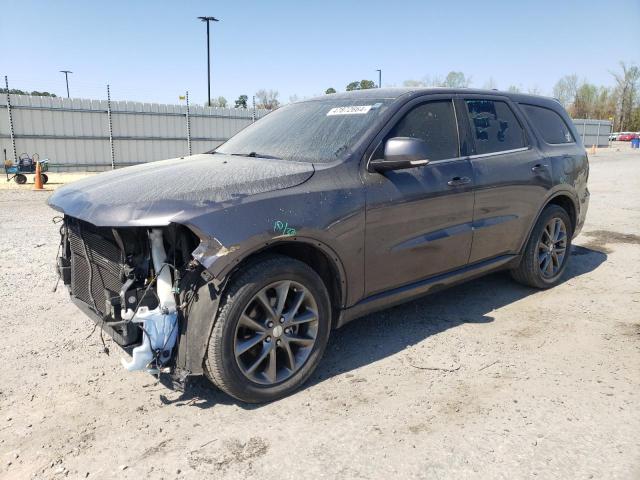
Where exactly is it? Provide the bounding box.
[67,221,123,318]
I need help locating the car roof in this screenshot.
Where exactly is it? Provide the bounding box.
[309,87,562,109]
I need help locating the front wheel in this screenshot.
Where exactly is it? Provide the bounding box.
[511,204,572,289]
[204,255,331,403]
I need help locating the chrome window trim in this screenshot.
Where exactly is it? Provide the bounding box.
[427,155,467,165]
[468,146,530,160]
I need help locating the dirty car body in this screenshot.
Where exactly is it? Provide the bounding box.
[49,88,589,402]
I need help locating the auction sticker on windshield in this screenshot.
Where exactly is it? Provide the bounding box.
[326,105,372,116]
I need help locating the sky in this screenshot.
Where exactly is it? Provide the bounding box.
[1,0,639,106]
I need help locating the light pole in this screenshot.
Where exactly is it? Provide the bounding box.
[198,16,219,107]
[376,69,382,88]
[59,70,72,98]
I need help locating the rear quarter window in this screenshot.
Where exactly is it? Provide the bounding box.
[520,104,575,144]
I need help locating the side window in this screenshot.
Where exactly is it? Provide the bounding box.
[465,100,526,155]
[374,100,459,161]
[520,104,575,144]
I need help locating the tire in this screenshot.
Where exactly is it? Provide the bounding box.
[204,255,331,403]
[511,204,572,289]
[41,174,48,184]
[15,174,27,185]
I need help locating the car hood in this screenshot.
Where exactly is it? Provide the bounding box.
[47,153,315,227]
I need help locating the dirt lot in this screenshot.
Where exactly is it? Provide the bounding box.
[1,148,639,479]
[0,173,95,191]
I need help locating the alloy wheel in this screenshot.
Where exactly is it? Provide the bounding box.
[233,280,319,385]
[538,217,567,278]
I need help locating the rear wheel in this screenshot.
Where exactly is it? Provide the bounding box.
[41,173,48,184]
[511,205,572,289]
[14,174,27,184]
[204,255,331,403]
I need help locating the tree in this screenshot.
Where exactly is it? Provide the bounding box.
[325,87,336,94]
[234,94,248,108]
[346,81,360,91]
[255,89,280,110]
[629,106,640,131]
[209,96,228,107]
[442,71,471,88]
[359,79,376,89]
[403,79,427,87]
[345,80,376,91]
[572,82,598,118]
[611,62,640,131]
[507,85,520,93]
[593,86,616,120]
[0,88,56,97]
[404,72,470,88]
[552,74,578,109]
[549,73,621,122]
[546,63,640,129]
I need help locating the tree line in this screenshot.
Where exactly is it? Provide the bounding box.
[553,63,640,131]
[6,62,639,130]
[207,89,281,110]
[325,65,638,131]
[0,88,57,97]
[400,63,640,131]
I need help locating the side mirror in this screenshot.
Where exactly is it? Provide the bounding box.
[369,137,430,173]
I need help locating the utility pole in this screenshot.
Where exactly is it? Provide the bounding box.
[376,69,382,88]
[198,16,219,107]
[60,70,72,98]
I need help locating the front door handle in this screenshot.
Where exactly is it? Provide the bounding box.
[447,176,471,187]
[531,164,549,172]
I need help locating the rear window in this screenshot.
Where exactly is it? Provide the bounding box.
[465,100,526,155]
[521,104,574,144]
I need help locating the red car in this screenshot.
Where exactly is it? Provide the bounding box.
[618,132,639,141]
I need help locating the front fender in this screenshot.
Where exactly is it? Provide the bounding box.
[182,176,366,308]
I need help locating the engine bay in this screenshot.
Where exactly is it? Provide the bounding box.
[57,217,200,373]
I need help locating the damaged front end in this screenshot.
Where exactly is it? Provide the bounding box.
[56,217,205,377]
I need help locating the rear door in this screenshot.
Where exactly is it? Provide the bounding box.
[363,95,475,296]
[460,95,552,263]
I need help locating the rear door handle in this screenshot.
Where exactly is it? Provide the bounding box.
[447,176,471,187]
[531,164,549,172]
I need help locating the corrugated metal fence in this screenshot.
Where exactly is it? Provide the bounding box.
[572,119,612,148]
[0,94,268,171]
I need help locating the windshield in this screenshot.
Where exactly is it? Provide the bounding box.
[214,98,395,163]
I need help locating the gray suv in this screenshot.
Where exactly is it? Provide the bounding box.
[49,88,589,403]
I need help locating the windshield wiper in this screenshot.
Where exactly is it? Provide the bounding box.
[228,152,282,160]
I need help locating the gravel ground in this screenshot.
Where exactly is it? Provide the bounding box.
[0,173,95,191]
[1,148,638,480]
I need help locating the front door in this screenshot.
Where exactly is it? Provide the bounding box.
[363,97,475,297]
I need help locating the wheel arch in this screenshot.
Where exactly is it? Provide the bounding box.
[519,190,579,255]
[178,237,348,376]
[545,193,577,234]
[224,239,347,319]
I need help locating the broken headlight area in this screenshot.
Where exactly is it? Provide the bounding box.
[57,217,201,373]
